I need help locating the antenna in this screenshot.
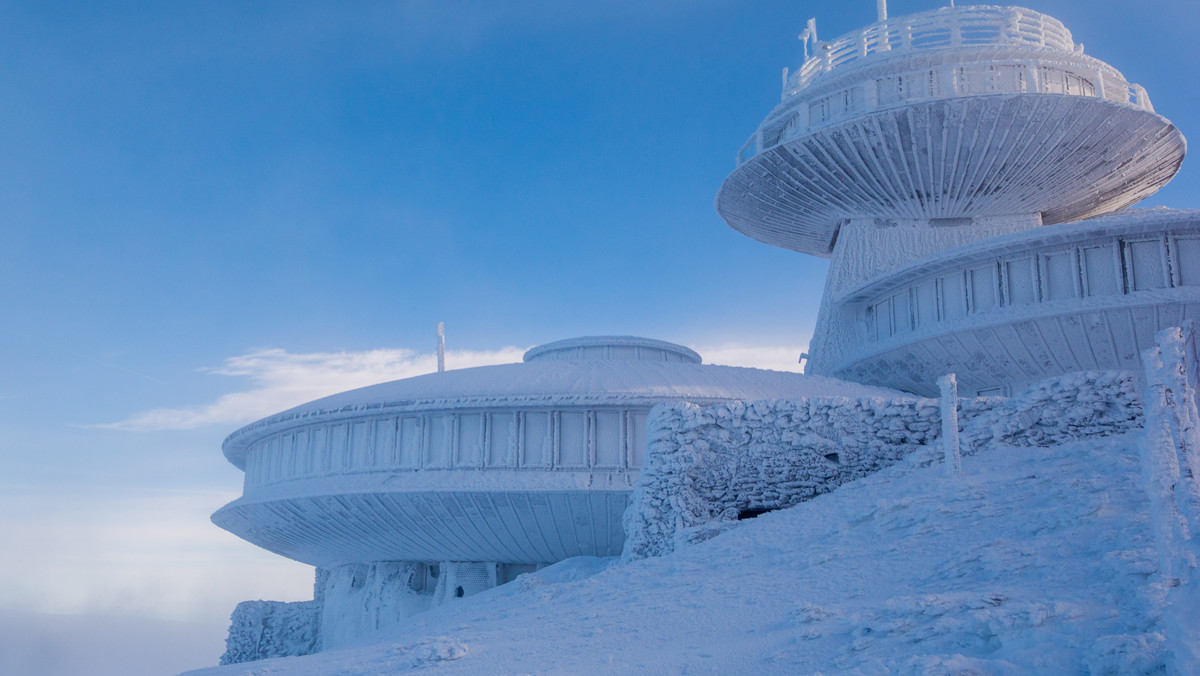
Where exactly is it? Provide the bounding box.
[436,322,446,373]
[877,0,887,21]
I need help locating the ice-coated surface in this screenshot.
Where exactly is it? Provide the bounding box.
[318,563,431,652]
[219,600,319,665]
[807,208,1200,394]
[623,370,1142,561]
[186,430,1166,675]
[222,357,897,468]
[718,4,1182,256]
[1140,323,1200,672]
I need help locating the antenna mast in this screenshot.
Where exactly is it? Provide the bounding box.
[436,322,446,373]
[877,0,887,21]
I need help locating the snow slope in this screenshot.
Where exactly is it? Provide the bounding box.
[186,432,1164,675]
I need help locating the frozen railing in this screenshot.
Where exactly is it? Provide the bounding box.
[735,6,1153,166]
[784,6,1074,98]
[738,54,1152,166]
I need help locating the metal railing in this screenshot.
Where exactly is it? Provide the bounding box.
[737,56,1152,166]
[784,6,1074,99]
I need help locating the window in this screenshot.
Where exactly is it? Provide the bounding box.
[892,291,912,334]
[1125,239,1167,291]
[915,280,938,327]
[1039,251,1077,301]
[1005,258,1036,305]
[1175,237,1200,287]
[969,265,998,313]
[939,273,967,320]
[1082,245,1118,296]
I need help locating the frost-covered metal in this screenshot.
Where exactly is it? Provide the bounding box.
[716,4,1193,397]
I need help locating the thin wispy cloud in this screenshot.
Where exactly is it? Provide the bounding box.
[97,347,527,432]
[98,342,806,432]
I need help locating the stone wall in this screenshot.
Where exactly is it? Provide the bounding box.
[622,371,1143,562]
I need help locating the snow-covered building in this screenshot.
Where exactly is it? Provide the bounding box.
[716,3,1195,396]
[212,336,880,660]
[212,2,1198,665]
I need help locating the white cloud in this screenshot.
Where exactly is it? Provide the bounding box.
[98,346,527,432]
[99,342,807,432]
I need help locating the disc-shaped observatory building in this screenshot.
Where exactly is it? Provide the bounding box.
[717,3,1196,396]
[213,337,883,656]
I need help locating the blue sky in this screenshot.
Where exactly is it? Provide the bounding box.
[1,0,1197,671]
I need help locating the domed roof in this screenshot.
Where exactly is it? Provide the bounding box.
[221,336,897,468]
[523,335,701,363]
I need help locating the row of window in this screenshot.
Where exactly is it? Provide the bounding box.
[864,234,1200,342]
[797,63,1103,137]
[244,409,649,488]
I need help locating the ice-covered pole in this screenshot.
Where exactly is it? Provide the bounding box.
[938,373,960,477]
[437,322,445,373]
[877,0,887,22]
[1141,327,1200,675]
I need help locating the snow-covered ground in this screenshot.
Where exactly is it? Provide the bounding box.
[186,430,1165,675]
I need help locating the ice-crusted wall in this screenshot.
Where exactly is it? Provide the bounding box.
[319,562,432,651]
[960,370,1142,450]
[219,599,320,665]
[221,560,510,662]
[430,562,497,607]
[622,370,1143,561]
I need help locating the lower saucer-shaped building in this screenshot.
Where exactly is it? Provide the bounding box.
[214,336,886,660]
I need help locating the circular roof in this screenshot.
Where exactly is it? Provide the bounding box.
[221,336,898,468]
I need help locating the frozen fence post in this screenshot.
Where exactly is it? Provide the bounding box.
[1157,326,1200,546]
[938,373,960,477]
[436,322,446,373]
[1141,325,1200,674]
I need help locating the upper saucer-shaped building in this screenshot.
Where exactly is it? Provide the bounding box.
[717,3,1195,396]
